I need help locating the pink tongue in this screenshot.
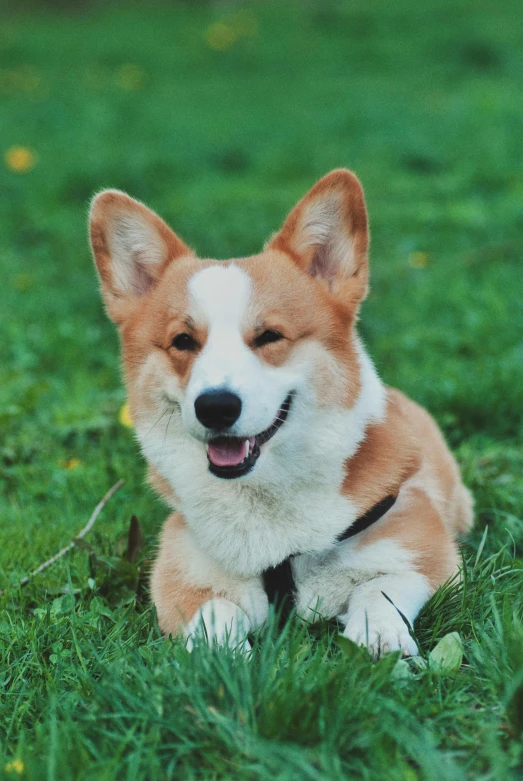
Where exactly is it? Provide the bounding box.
[207,438,248,467]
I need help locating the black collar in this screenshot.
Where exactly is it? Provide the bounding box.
[262,494,397,622]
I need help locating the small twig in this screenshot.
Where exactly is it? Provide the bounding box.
[1,479,124,595]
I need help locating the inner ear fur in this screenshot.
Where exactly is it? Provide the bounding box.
[89,190,192,322]
[268,169,369,304]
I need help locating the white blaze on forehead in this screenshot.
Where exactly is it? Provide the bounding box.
[187,264,254,396]
[188,264,252,333]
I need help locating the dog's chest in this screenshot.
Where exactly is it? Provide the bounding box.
[139,406,367,579]
[181,479,359,578]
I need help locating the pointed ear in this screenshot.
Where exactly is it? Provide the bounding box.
[89,190,192,321]
[267,169,369,304]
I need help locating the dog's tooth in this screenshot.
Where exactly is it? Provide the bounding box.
[245,440,249,459]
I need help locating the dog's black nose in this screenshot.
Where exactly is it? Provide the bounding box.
[194,390,242,430]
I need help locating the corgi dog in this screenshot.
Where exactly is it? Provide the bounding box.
[90,169,473,657]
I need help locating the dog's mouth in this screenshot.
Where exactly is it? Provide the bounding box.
[206,394,293,479]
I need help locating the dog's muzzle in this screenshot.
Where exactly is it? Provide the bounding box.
[206,393,293,479]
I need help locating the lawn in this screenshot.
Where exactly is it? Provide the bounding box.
[1,0,523,778]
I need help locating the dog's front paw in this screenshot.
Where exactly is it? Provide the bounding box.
[185,598,252,653]
[343,614,417,658]
[342,594,418,659]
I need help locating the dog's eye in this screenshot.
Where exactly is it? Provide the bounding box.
[254,329,284,348]
[171,333,197,352]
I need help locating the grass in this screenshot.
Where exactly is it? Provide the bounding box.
[1,0,523,777]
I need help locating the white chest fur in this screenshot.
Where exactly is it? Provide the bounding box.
[141,403,361,578]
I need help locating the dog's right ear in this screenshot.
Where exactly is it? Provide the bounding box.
[89,190,192,323]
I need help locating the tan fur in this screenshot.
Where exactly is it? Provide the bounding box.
[147,466,178,508]
[243,251,362,406]
[150,513,213,634]
[347,391,472,590]
[342,389,420,511]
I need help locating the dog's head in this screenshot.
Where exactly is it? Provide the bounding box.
[90,170,371,486]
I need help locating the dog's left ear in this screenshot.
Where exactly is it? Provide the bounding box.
[267,169,369,304]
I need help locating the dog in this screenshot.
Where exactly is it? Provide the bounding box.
[90,169,473,657]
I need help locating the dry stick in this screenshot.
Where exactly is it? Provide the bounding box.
[1,479,124,594]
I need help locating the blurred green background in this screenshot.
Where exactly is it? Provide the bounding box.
[1,2,523,777]
[3,0,523,573]
[2,0,523,588]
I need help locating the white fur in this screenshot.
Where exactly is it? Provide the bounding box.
[341,571,430,657]
[185,598,252,653]
[293,537,417,621]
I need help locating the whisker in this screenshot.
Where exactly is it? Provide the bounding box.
[162,406,176,456]
[142,408,171,439]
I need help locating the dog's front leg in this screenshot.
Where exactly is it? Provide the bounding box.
[338,487,461,658]
[150,513,268,652]
[185,598,253,653]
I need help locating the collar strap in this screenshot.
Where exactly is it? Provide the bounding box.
[336,494,397,543]
[262,494,398,621]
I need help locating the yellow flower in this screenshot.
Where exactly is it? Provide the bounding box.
[408,251,429,269]
[4,759,24,774]
[13,273,33,291]
[59,458,81,470]
[115,64,145,91]
[205,11,257,52]
[232,10,258,37]
[4,146,36,173]
[205,22,237,51]
[16,65,42,93]
[119,402,134,428]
